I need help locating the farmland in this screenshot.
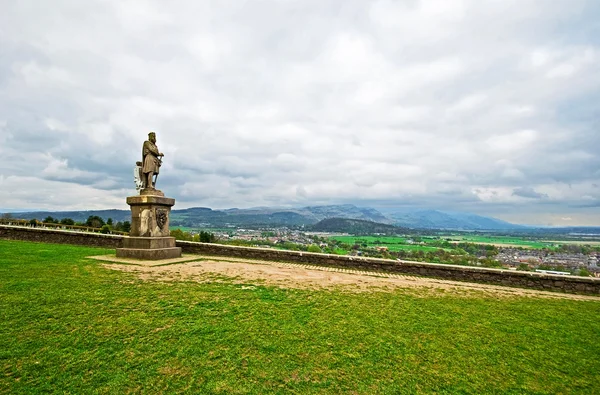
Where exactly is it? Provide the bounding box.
[330,234,600,252]
[444,235,556,249]
[329,235,449,252]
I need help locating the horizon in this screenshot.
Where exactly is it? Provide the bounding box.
[2,203,600,228]
[1,1,599,226]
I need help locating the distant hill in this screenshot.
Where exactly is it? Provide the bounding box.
[295,204,392,223]
[3,204,527,231]
[167,204,393,228]
[171,207,311,227]
[387,209,526,230]
[310,218,408,235]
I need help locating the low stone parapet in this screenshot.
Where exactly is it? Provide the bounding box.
[175,241,600,295]
[0,225,123,248]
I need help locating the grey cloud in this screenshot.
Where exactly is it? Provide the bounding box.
[1,0,599,225]
[570,201,600,208]
[512,187,549,199]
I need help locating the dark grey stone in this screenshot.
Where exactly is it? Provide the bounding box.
[122,236,176,249]
[116,247,182,260]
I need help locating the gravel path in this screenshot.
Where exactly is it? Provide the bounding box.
[101,255,600,300]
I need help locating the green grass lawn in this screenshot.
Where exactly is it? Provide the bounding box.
[1,240,600,394]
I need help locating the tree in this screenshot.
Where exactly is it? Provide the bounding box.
[44,216,58,224]
[170,228,193,241]
[60,218,75,225]
[100,225,111,234]
[107,218,113,226]
[86,215,105,228]
[122,221,131,233]
[29,218,38,227]
[199,231,215,243]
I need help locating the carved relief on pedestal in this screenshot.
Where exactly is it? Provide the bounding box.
[156,209,168,230]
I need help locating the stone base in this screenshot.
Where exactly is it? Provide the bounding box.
[122,236,177,249]
[126,195,175,238]
[89,254,202,267]
[140,187,164,197]
[116,247,182,260]
[116,236,182,260]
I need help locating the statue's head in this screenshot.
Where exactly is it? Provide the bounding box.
[148,132,156,142]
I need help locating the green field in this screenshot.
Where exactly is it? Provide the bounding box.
[330,236,448,252]
[173,226,230,233]
[2,240,600,394]
[446,235,556,249]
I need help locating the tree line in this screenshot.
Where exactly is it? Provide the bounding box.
[23,215,131,234]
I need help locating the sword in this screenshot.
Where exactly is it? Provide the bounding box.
[153,154,164,187]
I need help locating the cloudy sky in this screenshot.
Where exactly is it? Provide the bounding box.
[1,0,599,225]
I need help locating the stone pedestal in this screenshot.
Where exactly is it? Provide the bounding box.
[116,188,182,260]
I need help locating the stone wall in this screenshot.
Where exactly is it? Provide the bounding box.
[1,225,599,295]
[0,225,123,248]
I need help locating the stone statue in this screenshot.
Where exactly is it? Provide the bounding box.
[141,132,164,190]
[118,131,181,260]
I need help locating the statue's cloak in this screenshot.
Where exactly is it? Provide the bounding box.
[142,140,161,175]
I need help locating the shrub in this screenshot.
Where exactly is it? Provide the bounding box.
[307,245,322,253]
[517,263,531,271]
[579,268,591,277]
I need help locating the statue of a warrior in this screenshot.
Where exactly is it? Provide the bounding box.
[137,131,164,191]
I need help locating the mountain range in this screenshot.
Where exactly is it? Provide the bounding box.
[2,204,527,231]
[384,209,525,230]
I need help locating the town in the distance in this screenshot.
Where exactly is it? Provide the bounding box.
[2,204,599,277]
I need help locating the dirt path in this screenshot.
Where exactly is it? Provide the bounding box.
[101,256,600,301]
